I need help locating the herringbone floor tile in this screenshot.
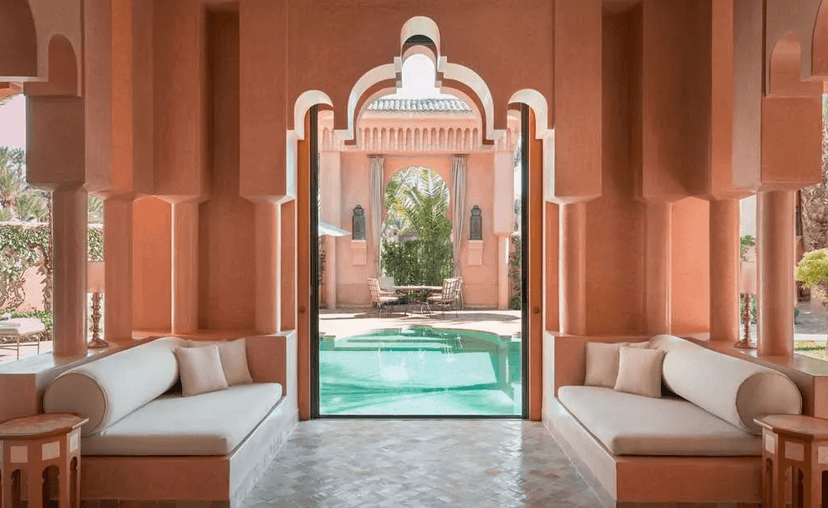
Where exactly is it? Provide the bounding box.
[241,420,601,508]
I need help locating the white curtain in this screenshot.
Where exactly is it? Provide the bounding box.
[451,155,467,277]
[370,155,385,277]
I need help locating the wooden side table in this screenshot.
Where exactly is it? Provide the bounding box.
[756,414,828,508]
[0,413,87,508]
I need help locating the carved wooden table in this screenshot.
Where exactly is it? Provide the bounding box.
[756,414,828,508]
[0,413,88,508]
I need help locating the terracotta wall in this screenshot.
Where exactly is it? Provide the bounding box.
[584,10,647,336]
[333,152,502,308]
[671,197,711,334]
[132,196,171,331]
[198,11,256,331]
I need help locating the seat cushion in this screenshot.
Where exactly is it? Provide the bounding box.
[82,383,282,456]
[558,385,761,456]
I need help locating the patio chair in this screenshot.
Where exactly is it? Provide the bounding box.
[427,277,462,318]
[367,278,400,317]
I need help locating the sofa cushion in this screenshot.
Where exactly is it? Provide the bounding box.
[43,337,186,436]
[614,347,665,398]
[81,382,283,456]
[174,345,229,396]
[584,342,623,388]
[651,335,802,435]
[558,385,761,456]
[186,339,254,386]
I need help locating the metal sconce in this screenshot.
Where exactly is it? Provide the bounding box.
[470,205,482,240]
[352,205,366,240]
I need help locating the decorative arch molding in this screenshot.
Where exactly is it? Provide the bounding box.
[508,89,555,202]
[0,0,38,79]
[24,35,79,97]
[400,16,441,57]
[335,16,506,146]
[284,90,334,202]
[769,31,823,96]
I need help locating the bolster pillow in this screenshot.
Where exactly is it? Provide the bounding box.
[43,337,185,436]
[655,336,801,435]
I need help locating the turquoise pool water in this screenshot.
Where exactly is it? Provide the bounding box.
[319,326,522,416]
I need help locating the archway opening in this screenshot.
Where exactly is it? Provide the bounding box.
[312,19,526,417]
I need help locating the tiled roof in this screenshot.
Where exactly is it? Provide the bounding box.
[367,97,472,113]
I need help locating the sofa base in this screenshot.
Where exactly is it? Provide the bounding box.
[81,395,298,507]
[544,399,762,508]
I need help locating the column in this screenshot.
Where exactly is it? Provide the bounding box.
[709,199,740,342]
[645,202,672,335]
[52,186,88,358]
[497,235,510,310]
[104,195,134,342]
[171,200,199,334]
[757,190,796,357]
[559,202,586,336]
[255,200,279,333]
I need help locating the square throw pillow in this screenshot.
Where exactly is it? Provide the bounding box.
[174,344,229,396]
[613,346,666,398]
[584,342,624,388]
[216,339,254,386]
[186,339,254,386]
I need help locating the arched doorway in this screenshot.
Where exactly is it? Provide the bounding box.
[303,17,537,418]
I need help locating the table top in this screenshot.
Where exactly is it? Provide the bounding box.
[0,413,88,439]
[755,414,828,440]
[393,285,442,292]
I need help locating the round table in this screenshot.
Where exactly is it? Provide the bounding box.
[755,414,828,508]
[0,413,88,508]
[393,285,442,315]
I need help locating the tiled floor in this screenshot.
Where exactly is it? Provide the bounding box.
[241,419,602,508]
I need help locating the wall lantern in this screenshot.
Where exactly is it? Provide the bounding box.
[469,205,482,240]
[352,205,366,240]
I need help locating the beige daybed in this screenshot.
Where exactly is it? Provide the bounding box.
[543,333,802,508]
[42,334,297,508]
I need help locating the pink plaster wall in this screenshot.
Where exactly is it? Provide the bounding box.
[584,11,647,336]
[198,11,256,331]
[132,196,171,331]
[671,197,711,334]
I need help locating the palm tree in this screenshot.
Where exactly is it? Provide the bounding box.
[0,146,27,217]
[383,167,453,285]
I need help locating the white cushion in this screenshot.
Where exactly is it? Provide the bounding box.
[82,383,283,455]
[652,335,802,435]
[584,341,650,388]
[614,347,665,398]
[186,339,253,386]
[43,337,186,436]
[174,345,229,396]
[558,385,761,456]
[584,342,622,388]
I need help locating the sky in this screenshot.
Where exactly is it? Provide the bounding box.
[387,54,455,100]
[0,95,26,149]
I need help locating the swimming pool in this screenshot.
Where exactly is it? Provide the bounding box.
[319,325,522,416]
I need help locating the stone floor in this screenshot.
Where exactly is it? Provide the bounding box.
[241,419,602,508]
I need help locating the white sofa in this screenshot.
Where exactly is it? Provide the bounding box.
[42,335,297,508]
[544,334,802,508]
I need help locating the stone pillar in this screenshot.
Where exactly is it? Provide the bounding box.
[319,151,341,310]
[645,202,672,335]
[559,202,586,336]
[255,200,279,334]
[709,199,740,342]
[52,186,88,358]
[171,200,199,334]
[498,235,511,310]
[757,190,796,357]
[103,195,134,342]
